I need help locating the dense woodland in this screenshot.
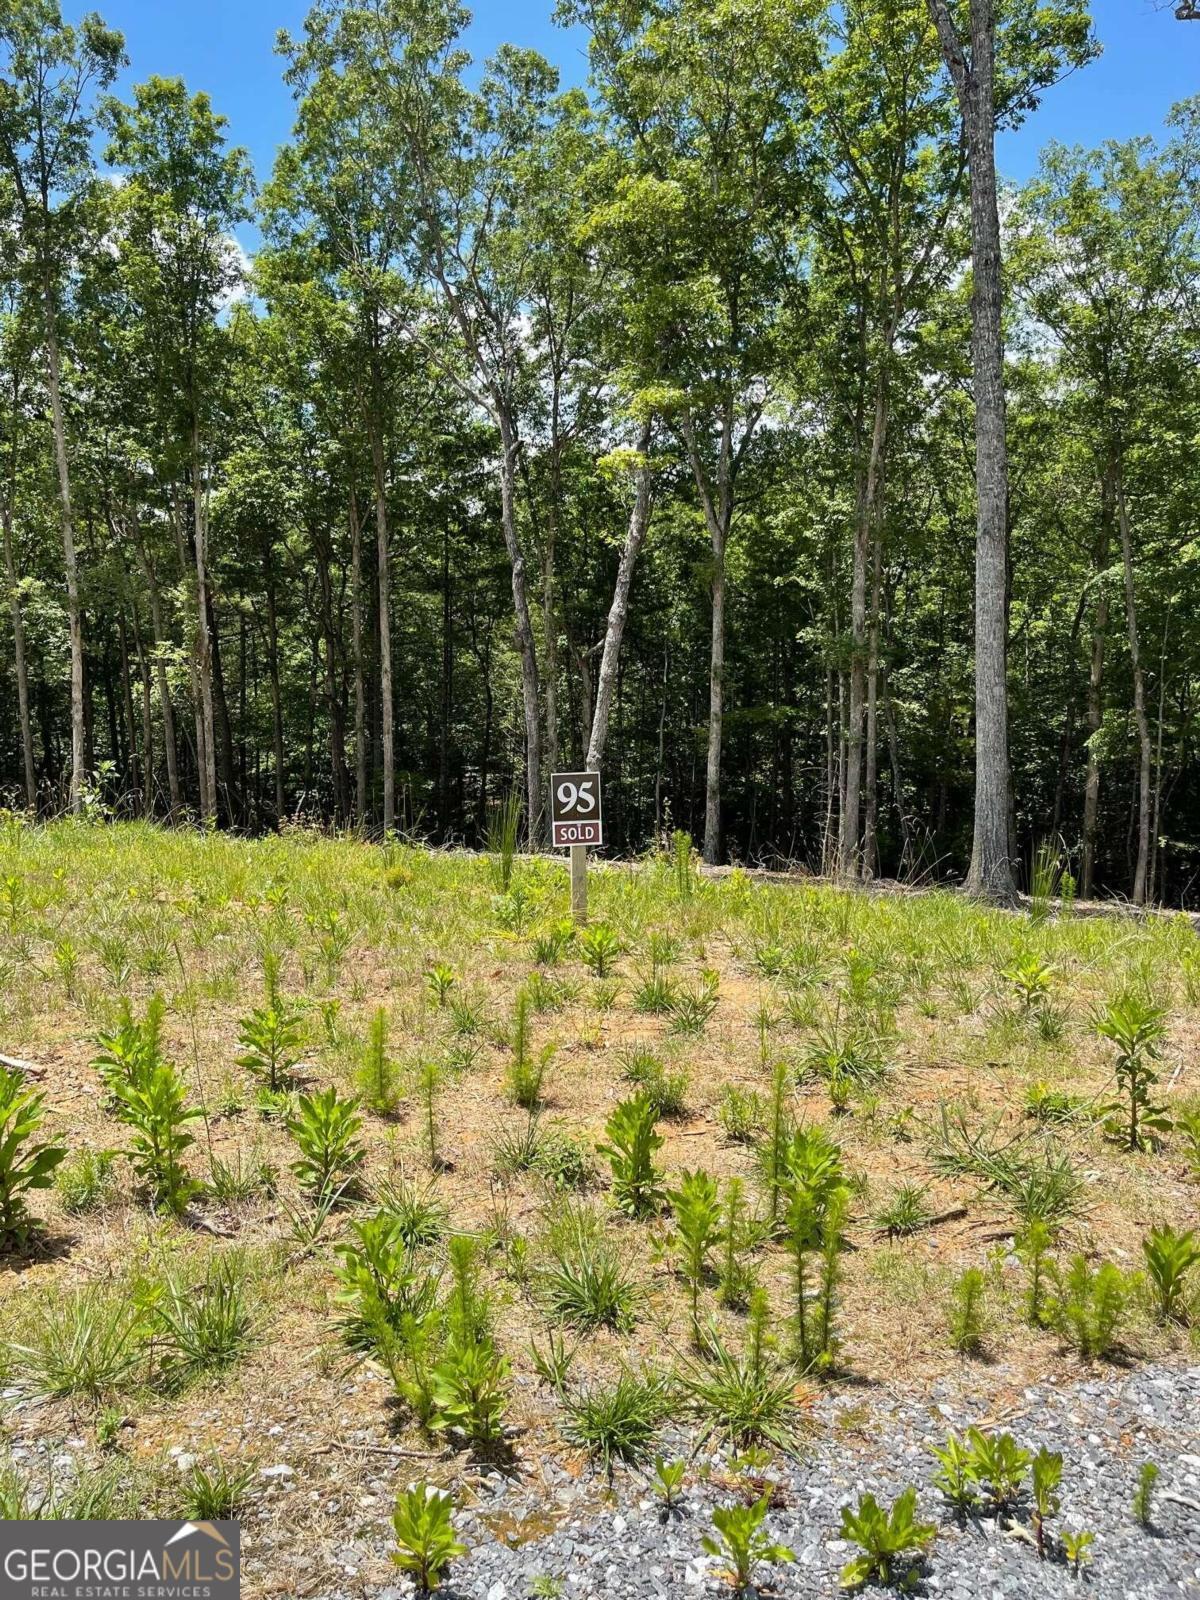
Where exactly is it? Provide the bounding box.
[1,0,1199,902]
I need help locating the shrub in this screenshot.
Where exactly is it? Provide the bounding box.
[390,1484,466,1594]
[596,1093,664,1217]
[287,1086,364,1199]
[701,1497,795,1590]
[838,1487,935,1590]
[0,1062,67,1248]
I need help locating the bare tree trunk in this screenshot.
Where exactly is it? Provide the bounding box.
[349,486,368,825]
[587,419,654,772]
[496,406,543,843]
[1,504,36,810]
[129,596,154,818]
[368,419,394,835]
[118,612,140,810]
[42,300,85,815]
[842,373,888,879]
[131,516,180,815]
[262,541,286,823]
[1081,481,1111,899]
[191,428,217,822]
[1116,471,1152,904]
[928,0,1016,904]
[863,522,884,878]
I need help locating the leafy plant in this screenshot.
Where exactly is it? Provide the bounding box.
[390,1484,466,1593]
[110,1050,203,1216]
[597,1092,664,1217]
[0,1061,67,1248]
[717,1176,759,1310]
[963,1427,1030,1514]
[538,1205,640,1331]
[287,1085,364,1198]
[426,961,456,1007]
[1030,1448,1062,1559]
[1001,950,1055,1014]
[417,1058,445,1170]
[1132,1460,1159,1529]
[375,1174,448,1247]
[153,1259,254,1391]
[701,1496,795,1591]
[930,1432,976,1515]
[578,921,624,979]
[334,1212,439,1350]
[838,1487,935,1590]
[668,1168,723,1339]
[1095,995,1170,1151]
[13,1286,146,1401]
[874,1183,930,1236]
[682,1290,803,1454]
[652,1456,686,1512]
[1062,1528,1094,1576]
[531,919,574,966]
[1177,1106,1200,1180]
[947,1267,987,1355]
[717,1084,765,1144]
[236,955,305,1091]
[1049,1255,1132,1359]
[431,1334,510,1450]
[1141,1224,1200,1323]
[358,1006,400,1115]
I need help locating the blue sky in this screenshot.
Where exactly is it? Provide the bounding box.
[81,0,1199,246]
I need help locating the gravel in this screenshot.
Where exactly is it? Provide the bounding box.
[315,1363,1200,1600]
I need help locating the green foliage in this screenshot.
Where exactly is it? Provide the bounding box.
[358,1006,400,1114]
[180,1455,257,1520]
[682,1290,803,1454]
[426,961,457,1007]
[701,1497,795,1591]
[1141,1224,1200,1323]
[1030,1448,1063,1559]
[13,1286,147,1401]
[1095,995,1170,1151]
[668,1167,722,1336]
[109,1037,203,1215]
[596,1092,664,1216]
[152,1259,254,1391]
[0,1061,67,1247]
[652,1455,686,1510]
[874,1183,930,1236]
[620,1044,688,1117]
[717,1084,765,1144]
[537,1204,640,1331]
[1016,1218,1054,1326]
[334,1211,439,1351]
[390,1485,466,1593]
[287,1085,364,1198]
[486,791,523,893]
[947,1266,987,1355]
[236,956,305,1091]
[779,1124,848,1369]
[1049,1255,1133,1359]
[560,1368,670,1475]
[669,969,720,1035]
[506,987,554,1108]
[431,1333,510,1449]
[1132,1460,1159,1528]
[1062,1528,1094,1575]
[578,922,623,978]
[838,1487,935,1590]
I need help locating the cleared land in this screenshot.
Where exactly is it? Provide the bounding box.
[0,820,1197,1595]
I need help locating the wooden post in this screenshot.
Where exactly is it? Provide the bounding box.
[570,842,587,924]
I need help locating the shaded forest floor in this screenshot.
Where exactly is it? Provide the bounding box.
[0,820,1198,1595]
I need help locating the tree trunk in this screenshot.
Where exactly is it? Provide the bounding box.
[1,503,37,810]
[842,372,888,879]
[131,516,180,815]
[191,428,218,822]
[368,419,395,835]
[586,419,654,772]
[118,612,140,810]
[928,0,1016,903]
[263,540,286,823]
[350,486,368,825]
[1116,470,1152,904]
[1080,477,1111,899]
[496,405,543,843]
[42,292,85,815]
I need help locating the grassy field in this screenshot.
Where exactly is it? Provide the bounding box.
[0,818,1198,1594]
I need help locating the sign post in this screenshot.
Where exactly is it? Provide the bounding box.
[550,771,603,924]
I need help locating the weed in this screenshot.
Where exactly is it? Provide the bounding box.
[1062,1527,1094,1576]
[1132,1460,1159,1528]
[561,1369,671,1475]
[717,1177,759,1310]
[531,919,574,966]
[0,1062,67,1247]
[683,1290,804,1455]
[391,1484,466,1593]
[153,1259,254,1390]
[13,1286,146,1400]
[597,1093,664,1217]
[619,1044,688,1118]
[838,1487,935,1590]
[236,955,305,1092]
[358,1006,401,1115]
[529,1327,577,1393]
[426,962,456,1007]
[1141,1224,1200,1323]
[287,1086,364,1199]
[668,1168,723,1339]
[701,1497,795,1591]
[506,988,553,1109]
[1049,1255,1132,1359]
[579,922,623,979]
[486,791,522,893]
[947,1267,987,1355]
[717,1084,765,1144]
[538,1205,641,1332]
[110,1048,203,1216]
[962,1427,1030,1514]
[1016,1219,1054,1327]
[334,1212,440,1350]
[180,1455,257,1520]
[669,969,719,1036]
[375,1174,448,1247]
[1030,1448,1062,1559]
[1096,995,1170,1151]
[652,1456,686,1512]
[874,1183,931,1236]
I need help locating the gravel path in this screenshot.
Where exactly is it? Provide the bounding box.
[318,1364,1200,1600]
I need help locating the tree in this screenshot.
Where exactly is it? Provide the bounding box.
[925,0,1094,900]
[0,1,125,813]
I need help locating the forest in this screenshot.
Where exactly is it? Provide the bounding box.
[1,0,1198,905]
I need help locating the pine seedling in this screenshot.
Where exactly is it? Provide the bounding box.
[947,1267,986,1355]
[668,1168,723,1342]
[358,1006,400,1115]
[1132,1461,1159,1529]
